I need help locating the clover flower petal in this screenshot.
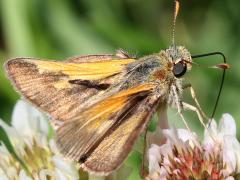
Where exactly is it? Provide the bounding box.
[147,114,240,179]
[0,100,80,179]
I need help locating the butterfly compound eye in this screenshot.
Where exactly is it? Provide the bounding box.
[173,61,187,77]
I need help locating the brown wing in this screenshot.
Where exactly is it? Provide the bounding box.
[56,84,160,175]
[5,57,135,121]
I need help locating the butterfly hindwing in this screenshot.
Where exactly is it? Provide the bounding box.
[55,83,159,174]
[82,94,160,174]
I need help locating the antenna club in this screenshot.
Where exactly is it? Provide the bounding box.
[172,0,180,46]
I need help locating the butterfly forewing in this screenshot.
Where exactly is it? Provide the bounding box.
[5,57,135,121]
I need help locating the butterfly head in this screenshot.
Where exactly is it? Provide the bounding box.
[166,45,192,78]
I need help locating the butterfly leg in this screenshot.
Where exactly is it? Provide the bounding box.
[172,84,210,134]
[171,85,191,131]
[140,127,148,178]
[181,102,217,141]
[178,109,191,131]
[183,83,209,120]
[181,102,208,129]
[116,49,136,58]
[172,91,207,138]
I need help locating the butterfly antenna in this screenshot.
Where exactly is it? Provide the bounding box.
[192,52,229,122]
[172,0,180,46]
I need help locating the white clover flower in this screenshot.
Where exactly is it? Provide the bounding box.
[146,114,240,179]
[0,100,79,179]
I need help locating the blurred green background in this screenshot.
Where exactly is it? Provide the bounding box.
[0,0,239,178]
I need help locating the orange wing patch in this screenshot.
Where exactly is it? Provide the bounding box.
[30,59,135,80]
